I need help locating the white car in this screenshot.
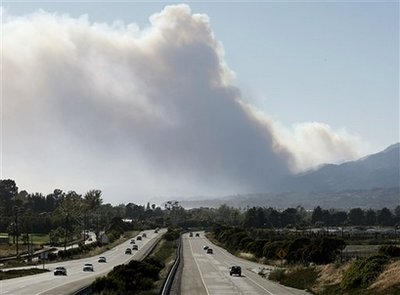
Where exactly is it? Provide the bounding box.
[83,263,94,271]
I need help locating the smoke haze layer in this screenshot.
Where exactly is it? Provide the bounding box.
[2,5,361,202]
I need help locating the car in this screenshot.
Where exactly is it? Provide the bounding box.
[83,263,94,272]
[195,233,200,237]
[154,229,159,233]
[142,233,147,238]
[206,248,213,254]
[130,239,136,244]
[230,266,241,276]
[203,245,209,250]
[98,256,107,263]
[189,232,193,237]
[137,236,142,241]
[54,266,67,276]
[125,248,132,254]
[132,244,138,250]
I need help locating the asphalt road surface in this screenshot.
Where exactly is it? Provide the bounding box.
[180,232,310,295]
[0,229,165,295]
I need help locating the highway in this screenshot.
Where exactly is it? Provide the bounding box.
[0,229,165,295]
[180,232,310,295]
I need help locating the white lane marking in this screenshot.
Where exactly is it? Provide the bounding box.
[188,237,211,295]
[244,275,275,295]
[209,240,275,295]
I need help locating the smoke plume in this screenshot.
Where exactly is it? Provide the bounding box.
[2,5,361,202]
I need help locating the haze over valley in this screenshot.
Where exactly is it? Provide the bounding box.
[2,3,398,205]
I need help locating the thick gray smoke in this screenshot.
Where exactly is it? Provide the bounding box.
[2,5,360,202]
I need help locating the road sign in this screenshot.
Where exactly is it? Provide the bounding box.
[39,252,48,260]
[276,249,287,259]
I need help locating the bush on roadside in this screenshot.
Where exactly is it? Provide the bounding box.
[379,245,400,257]
[341,255,389,290]
[279,267,318,290]
[163,227,182,241]
[92,260,162,294]
[268,268,286,281]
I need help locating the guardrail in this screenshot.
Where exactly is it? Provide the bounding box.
[160,235,182,295]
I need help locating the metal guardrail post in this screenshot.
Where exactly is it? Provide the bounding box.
[160,235,182,295]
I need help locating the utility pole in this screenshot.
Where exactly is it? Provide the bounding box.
[83,211,86,243]
[14,206,20,257]
[64,213,69,251]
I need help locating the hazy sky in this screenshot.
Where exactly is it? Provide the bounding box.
[1,1,399,204]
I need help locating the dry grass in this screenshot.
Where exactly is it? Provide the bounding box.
[368,260,400,292]
[312,263,350,293]
[238,252,255,260]
[0,244,32,258]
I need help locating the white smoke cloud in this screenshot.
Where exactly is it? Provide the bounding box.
[239,103,362,172]
[2,5,362,202]
[275,122,362,172]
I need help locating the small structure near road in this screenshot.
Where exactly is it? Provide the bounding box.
[100,234,109,245]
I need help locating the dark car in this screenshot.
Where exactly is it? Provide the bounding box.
[98,256,107,263]
[206,248,213,254]
[230,266,241,276]
[203,245,209,250]
[130,239,136,244]
[137,236,142,241]
[83,263,94,272]
[142,233,147,238]
[195,233,200,237]
[54,266,67,276]
[189,232,193,237]
[132,244,138,250]
[125,248,132,254]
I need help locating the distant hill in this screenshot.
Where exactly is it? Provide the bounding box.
[178,143,399,209]
[273,143,400,193]
[178,187,399,210]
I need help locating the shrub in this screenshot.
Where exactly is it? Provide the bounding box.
[280,267,318,290]
[379,245,400,257]
[92,260,163,294]
[268,268,285,282]
[163,228,181,241]
[341,255,389,289]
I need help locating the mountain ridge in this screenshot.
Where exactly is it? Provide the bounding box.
[178,143,400,209]
[272,142,400,193]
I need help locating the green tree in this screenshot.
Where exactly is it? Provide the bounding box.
[0,179,18,215]
[311,206,324,225]
[365,209,377,226]
[83,190,102,211]
[377,207,394,226]
[348,208,365,226]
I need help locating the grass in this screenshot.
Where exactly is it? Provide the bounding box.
[319,284,400,295]
[147,238,178,292]
[31,234,50,244]
[275,267,319,292]
[272,259,400,295]
[0,268,50,280]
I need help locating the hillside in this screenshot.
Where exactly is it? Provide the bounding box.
[179,187,399,209]
[274,143,400,193]
[179,143,400,209]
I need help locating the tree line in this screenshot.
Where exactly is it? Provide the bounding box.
[1,178,399,248]
[0,179,164,249]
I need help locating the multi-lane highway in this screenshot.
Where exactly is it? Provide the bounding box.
[0,229,165,295]
[180,232,310,295]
